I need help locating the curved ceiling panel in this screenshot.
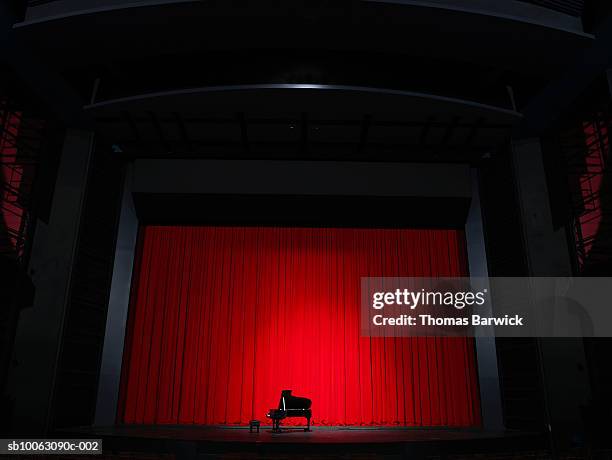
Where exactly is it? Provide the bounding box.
[85,84,521,160]
[15,0,592,78]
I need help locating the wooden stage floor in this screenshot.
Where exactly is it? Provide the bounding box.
[66,424,531,444]
[62,425,546,459]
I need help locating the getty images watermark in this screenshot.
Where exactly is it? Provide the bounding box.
[360,277,612,337]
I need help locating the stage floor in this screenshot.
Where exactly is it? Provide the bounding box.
[67,424,532,444]
[62,425,546,458]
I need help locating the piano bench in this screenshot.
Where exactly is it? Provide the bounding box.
[249,420,261,433]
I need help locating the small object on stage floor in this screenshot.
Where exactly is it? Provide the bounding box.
[249,420,260,433]
[266,389,312,432]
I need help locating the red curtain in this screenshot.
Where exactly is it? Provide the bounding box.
[0,109,24,256]
[118,226,481,427]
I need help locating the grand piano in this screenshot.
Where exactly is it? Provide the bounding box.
[266,390,312,432]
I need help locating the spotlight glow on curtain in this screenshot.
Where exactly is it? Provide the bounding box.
[118,226,481,427]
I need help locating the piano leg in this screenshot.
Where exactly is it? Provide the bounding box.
[305,417,311,432]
